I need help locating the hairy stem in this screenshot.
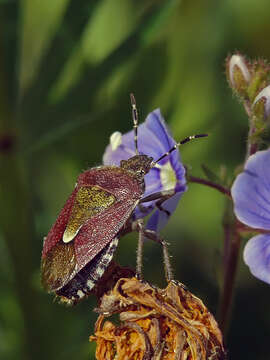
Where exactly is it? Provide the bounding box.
[246,123,258,161]
[188,175,231,198]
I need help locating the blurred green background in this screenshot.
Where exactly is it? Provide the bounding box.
[1,0,270,359]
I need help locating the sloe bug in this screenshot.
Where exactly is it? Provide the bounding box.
[41,94,207,304]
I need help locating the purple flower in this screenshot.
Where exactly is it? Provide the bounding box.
[103,109,187,232]
[231,149,270,284]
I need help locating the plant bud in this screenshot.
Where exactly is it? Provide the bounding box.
[253,85,270,120]
[227,54,251,97]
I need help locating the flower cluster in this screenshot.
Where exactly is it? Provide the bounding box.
[90,277,225,360]
[103,109,187,232]
[227,53,270,284]
[232,149,270,284]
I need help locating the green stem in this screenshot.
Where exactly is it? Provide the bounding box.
[218,220,241,335]
[0,15,44,359]
[244,100,258,161]
[0,151,40,359]
[187,174,242,335]
[246,123,258,161]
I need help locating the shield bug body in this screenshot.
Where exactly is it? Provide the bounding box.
[41,94,207,304]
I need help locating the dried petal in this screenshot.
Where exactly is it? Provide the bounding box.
[90,277,226,360]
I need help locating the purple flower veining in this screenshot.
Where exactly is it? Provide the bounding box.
[103,109,187,232]
[232,149,270,284]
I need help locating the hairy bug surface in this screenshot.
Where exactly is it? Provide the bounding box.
[41,94,207,304]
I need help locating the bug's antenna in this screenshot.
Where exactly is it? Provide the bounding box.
[130,93,139,155]
[151,134,208,167]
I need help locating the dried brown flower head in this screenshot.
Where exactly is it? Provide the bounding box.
[90,277,226,359]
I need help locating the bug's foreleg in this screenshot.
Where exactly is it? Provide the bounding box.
[139,189,176,217]
[139,189,175,204]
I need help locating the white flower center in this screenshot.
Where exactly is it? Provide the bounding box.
[110,131,122,151]
[159,161,177,191]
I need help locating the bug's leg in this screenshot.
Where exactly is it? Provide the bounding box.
[142,228,174,282]
[137,203,154,214]
[135,218,145,279]
[155,195,174,216]
[139,189,176,218]
[132,221,174,282]
[139,189,175,204]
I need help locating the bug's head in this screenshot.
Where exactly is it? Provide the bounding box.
[120,155,153,180]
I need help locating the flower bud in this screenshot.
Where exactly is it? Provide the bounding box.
[227,54,251,97]
[253,85,270,120]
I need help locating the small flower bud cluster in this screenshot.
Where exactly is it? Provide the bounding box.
[229,53,270,286]
[227,54,270,117]
[227,54,270,102]
[226,53,270,154]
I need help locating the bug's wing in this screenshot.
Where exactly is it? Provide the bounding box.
[74,166,143,270]
[42,188,78,258]
[41,188,78,292]
[74,194,139,269]
[62,185,116,244]
[41,166,142,292]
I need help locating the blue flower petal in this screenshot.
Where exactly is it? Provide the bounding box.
[103,109,183,166]
[141,110,175,160]
[132,168,163,219]
[231,149,270,230]
[103,137,135,166]
[243,234,270,284]
[102,108,187,231]
[144,168,163,196]
[146,192,183,232]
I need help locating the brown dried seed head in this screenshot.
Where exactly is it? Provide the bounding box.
[90,277,226,360]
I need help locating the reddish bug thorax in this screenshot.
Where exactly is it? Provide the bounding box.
[41,94,207,305]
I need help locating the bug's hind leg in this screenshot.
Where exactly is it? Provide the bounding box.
[135,219,145,279]
[132,220,174,282]
[142,228,174,282]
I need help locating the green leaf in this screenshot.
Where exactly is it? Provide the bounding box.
[21,0,100,123]
[22,0,182,148]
